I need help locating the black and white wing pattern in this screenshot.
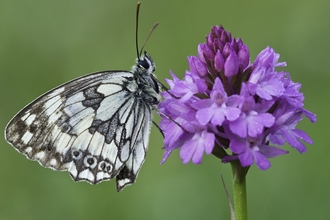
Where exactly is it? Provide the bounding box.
[5,53,160,192]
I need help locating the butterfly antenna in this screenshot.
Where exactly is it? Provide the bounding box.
[135,2,159,59]
[135,2,141,60]
[139,22,159,57]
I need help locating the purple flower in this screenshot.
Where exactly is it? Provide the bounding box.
[159,25,316,170]
[228,91,275,138]
[223,134,288,170]
[268,101,314,153]
[191,78,241,126]
[180,130,215,164]
[168,71,207,103]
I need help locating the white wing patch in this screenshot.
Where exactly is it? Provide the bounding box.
[5,69,159,192]
[25,114,36,126]
[21,131,34,144]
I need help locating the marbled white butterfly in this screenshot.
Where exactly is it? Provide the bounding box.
[4,2,161,192]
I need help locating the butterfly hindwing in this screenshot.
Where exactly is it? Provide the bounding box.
[116,101,152,191]
[5,70,154,191]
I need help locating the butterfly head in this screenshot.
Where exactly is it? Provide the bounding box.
[134,51,155,76]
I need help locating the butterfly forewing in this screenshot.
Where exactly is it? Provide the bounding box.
[5,64,158,191]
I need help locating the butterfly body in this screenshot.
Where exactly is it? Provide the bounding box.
[5,52,160,191]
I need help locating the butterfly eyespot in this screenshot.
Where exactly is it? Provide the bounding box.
[100,162,106,170]
[72,150,82,160]
[87,158,94,165]
[84,155,97,168]
[99,161,112,172]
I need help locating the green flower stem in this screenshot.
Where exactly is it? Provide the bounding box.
[231,161,249,220]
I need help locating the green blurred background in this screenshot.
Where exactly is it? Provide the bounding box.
[0,0,329,219]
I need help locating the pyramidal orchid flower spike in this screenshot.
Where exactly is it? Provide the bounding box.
[159,25,316,219]
[159,25,316,170]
